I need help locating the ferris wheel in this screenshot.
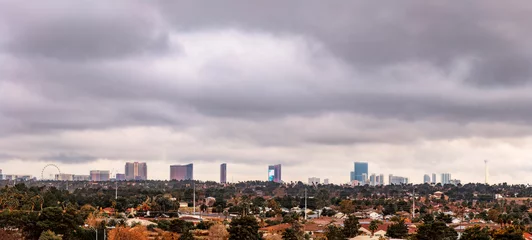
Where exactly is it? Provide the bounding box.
[41,164,61,180]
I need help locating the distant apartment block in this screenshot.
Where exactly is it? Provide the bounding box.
[73,175,91,181]
[389,174,409,185]
[125,162,147,180]
[268,164,282,183]
[423,174,431,184]
[3,175,34,181]
[441,173,451,185]
[55,173,73,181]
[90,170,110,181]
[0,169,2,180]
[220,163,227,183]
[115,173,126,181]
[308,177,320,185]
[432,173,436,184]
[170,164,193,181]
[323,178,329,184]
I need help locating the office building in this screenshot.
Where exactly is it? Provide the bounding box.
[170,164,194,181]
[389,174,409,185]
[369,174,376,186]
[308,177,320,185]
[432,173,436,184]
[73,175,90,181]
[220,163,227,183]
[450,179,461,185]
[125,162,147,180]
[3,175,33,181]
[361,173,368,185]
[90,170,110,181]
[441,173,451,185]
[323,178,329,184]
[350,162,368,183]
[115,173,126,181]
[55,173,73,181]
[375,174,384,185]
[0,169,2,180]
[423,174,431,184]
[268,164,282,183]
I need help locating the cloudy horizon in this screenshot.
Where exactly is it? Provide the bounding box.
[2,1,532,184]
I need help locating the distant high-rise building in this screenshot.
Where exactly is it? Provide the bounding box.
[308,177,320,185]
[90,170,110,181]
[323,178,329,184]
[441,173,451,185]
[369,173,376,186]
[423,174,431,184]
[115,173,126,181]
[379,174,385,185]
[220,163,227,183]
[0,169,3,180]
[55,173,73,181]
[350,162,368,183]
[170,164,193,181]
[268,164,282,183]
[73,175,90,181]
[432,173,436,184]
[125,162,147,180]
[389,174,409,185]
[450,179,461,185]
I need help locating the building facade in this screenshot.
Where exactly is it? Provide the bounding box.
[115,173,126,181]
[441,173,451,185]
[308,177,320,185]
[268,164,282,183]
[350,162,369,183]
[90,170,110,181]
[389,174,409,185]
[170,164,193,181]
[55,173,73,181]
[423,174,431,184]
[220,163,227,183]
[432,173,436,184]
[125,162,147,180]
[323,178,329,184]
[72,175,91,181]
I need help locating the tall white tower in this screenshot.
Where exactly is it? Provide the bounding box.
[484,160,489,184]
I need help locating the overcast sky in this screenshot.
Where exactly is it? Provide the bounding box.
[2,1,532,184]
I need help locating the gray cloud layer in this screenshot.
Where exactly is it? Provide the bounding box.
[2,1,532,183]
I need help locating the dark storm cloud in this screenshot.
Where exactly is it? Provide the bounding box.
[40,153,97,163]
[157,1,532,86]
[0,1,169,60]
[2,0,532,172]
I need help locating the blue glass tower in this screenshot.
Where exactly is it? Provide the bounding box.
[352,162,368,182]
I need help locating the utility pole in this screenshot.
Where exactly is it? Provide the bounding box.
[412,188,415,219]
[304,188,307,220]
[193,181,196,216]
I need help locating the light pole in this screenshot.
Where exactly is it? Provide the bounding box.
[304,188,307,220]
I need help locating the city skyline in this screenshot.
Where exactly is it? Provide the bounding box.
[0,161,473,185]
[4,2,532,184]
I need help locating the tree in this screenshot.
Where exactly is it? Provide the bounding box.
[325,225,345,240]
[169,219,194,233]
[282,222,304,240]
[460,225,491,240]
[369,220,381,237]
[108,226,149,240]
[228,216,261,240]
[200,204,208,213]
[0,229,19,240]
[413,221,458,240]
[208,223,229,240]
[179,230,195,240]
[342,215,360,238]
[39,230,62,240]
[491,226,524,240]
[386,218,409,239]
[339,200,354,215]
